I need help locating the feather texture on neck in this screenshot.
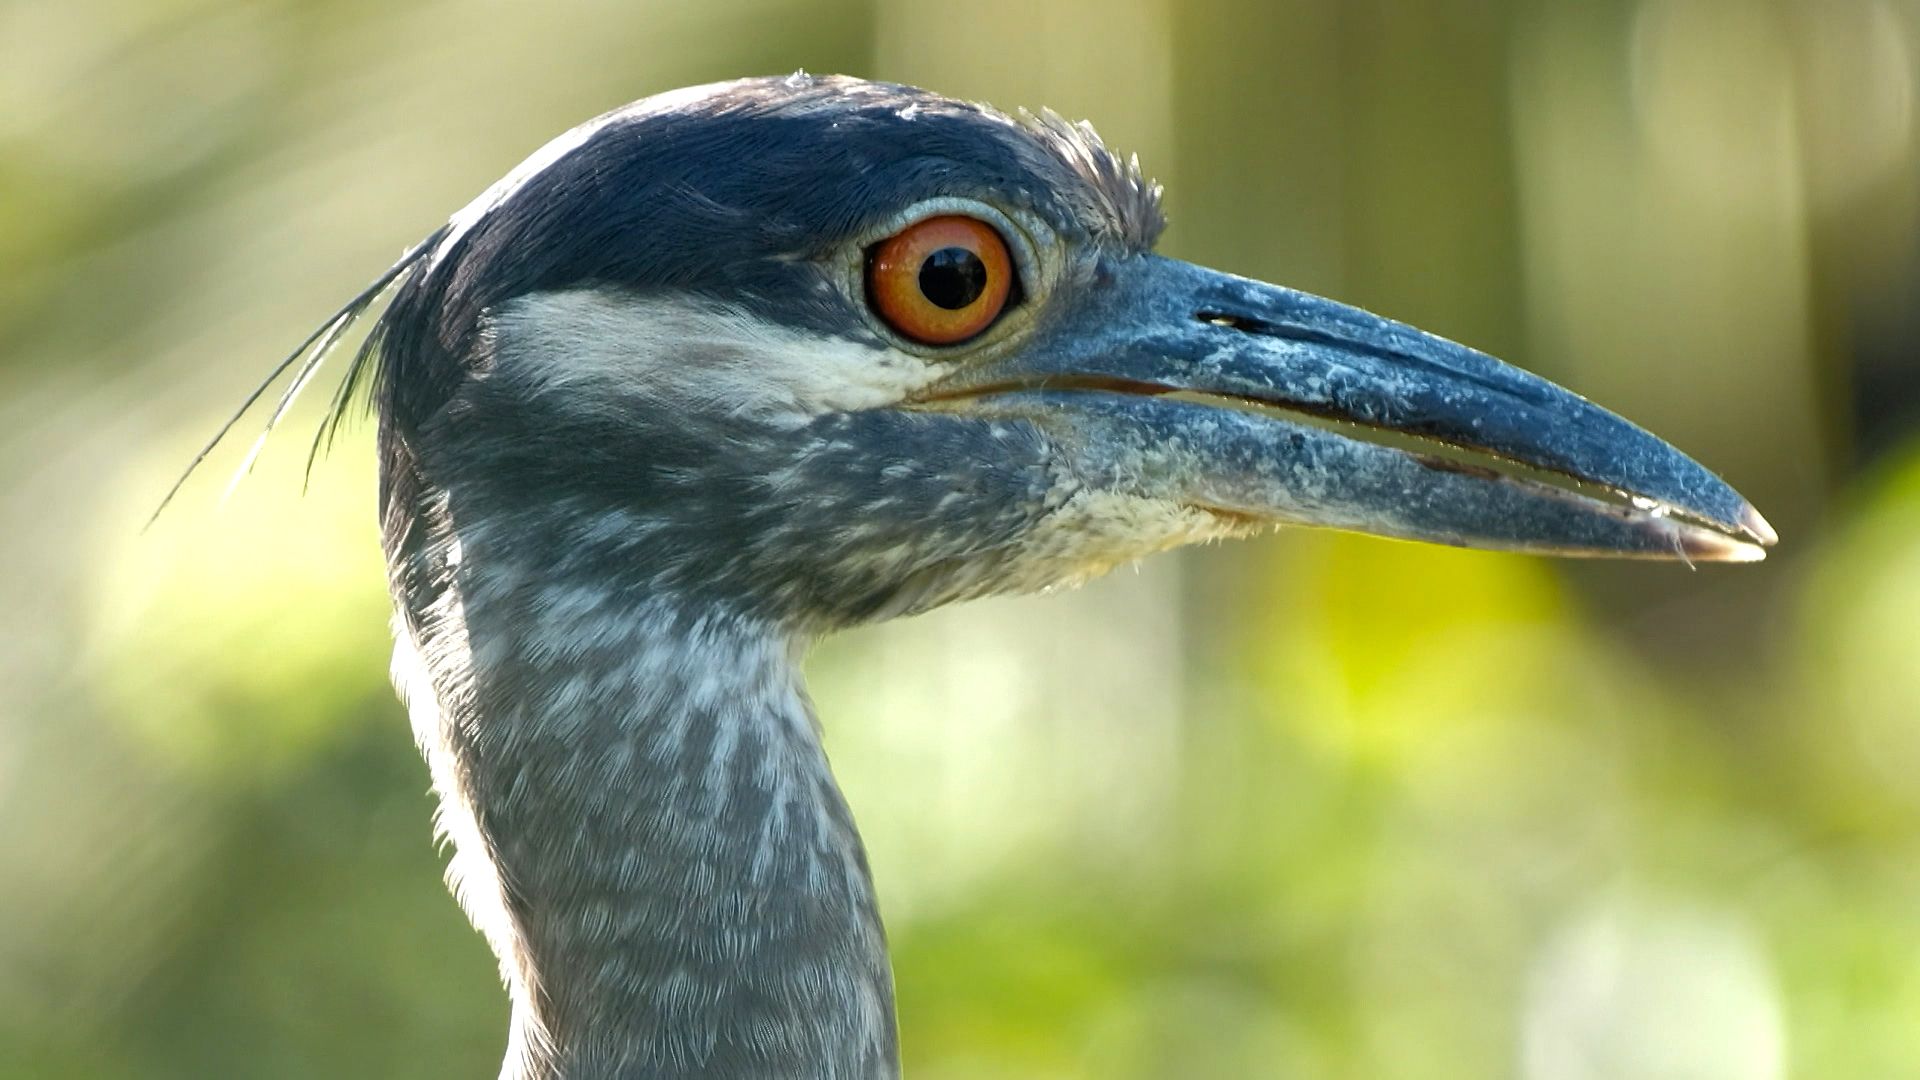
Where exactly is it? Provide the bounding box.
[392,511,897,1079]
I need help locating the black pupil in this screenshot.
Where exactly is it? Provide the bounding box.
[918,247,988,310]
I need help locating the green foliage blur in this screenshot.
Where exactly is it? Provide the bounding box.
[3,1,1917,1076]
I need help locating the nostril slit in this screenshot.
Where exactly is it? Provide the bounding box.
[1196,310,1271,334]
[1191,309,1543,403]
[1196,310,1343,349]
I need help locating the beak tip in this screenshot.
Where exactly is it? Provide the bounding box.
[1680,524,1769,564]
[1739,503,1780,548]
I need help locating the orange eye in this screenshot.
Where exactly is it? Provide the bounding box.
[865,215,1015,346]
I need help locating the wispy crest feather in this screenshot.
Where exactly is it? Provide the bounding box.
[147,227,449,527]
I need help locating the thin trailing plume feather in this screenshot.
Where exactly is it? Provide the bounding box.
[305,278,404,482]
[223,303,357,499]
[146,227,448,528]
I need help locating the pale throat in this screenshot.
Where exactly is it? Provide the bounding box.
[393,525,898,1078]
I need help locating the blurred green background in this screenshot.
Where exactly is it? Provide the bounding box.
[3,0,1918,1076]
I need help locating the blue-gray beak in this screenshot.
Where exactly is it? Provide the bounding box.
[920,255,1775,562]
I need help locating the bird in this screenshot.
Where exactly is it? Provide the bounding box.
[173,73,1775,1079]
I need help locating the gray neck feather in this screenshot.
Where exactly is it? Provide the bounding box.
[395,519,898,1079]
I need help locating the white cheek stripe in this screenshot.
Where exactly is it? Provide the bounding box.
[485,289,941,420]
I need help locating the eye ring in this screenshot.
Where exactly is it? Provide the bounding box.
[865,215,1016,346]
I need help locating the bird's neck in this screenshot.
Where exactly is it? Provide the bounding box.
[396,536,897,1079]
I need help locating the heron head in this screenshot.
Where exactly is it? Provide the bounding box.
[326,74,1771,629]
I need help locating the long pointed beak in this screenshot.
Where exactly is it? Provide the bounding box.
[918,255,1776,562]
